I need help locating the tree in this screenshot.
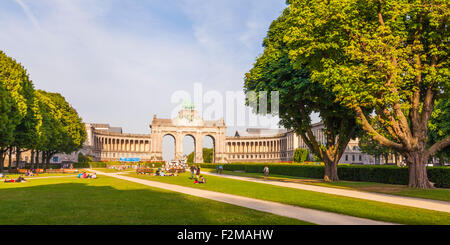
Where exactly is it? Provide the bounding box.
[35,90,86,169]
[293,148,308,163]
[428,99,450,165]
[359,134,392,165]
[245,11,360,181]
[0,79,15,171]
[78,153,93,163]
[187,148,213,163]
[0,50,37,169]
[270,0,448,188]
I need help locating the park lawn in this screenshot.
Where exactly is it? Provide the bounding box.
[124,172,450,225]
[202,169,450,202]
[0,175,309,225]
[1,173,77,179]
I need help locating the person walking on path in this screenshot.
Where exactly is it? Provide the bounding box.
[190,164,195,179]
[263,165,269,180]
[219,165,223,175]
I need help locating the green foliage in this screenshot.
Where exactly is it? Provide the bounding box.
[78,153,93,163]
[187,148,213,163]
[358,134,391,159]
[35,90,86,157]
[278,0,448,152]
[428,99,450,164]
[200,163,450,188]
[0,50,38,152]
[244,1,362,181]
[293,148,308,162]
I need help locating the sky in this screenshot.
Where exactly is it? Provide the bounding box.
[0,0,315,160]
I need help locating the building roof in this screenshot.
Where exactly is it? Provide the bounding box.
[234,128,287,137]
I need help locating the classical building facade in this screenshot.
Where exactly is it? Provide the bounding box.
[81,108,376,164]
[2,108,379,165]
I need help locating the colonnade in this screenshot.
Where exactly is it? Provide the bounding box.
[94,136,151,153]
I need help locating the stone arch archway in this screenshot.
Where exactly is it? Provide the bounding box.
[203,134,216,163]
[150,109,226,163]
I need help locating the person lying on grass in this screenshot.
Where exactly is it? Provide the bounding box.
[4,175,27,183]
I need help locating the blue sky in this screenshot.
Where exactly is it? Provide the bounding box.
[0,0,297,159]
[0,0,290,132]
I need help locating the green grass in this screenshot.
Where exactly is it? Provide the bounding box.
[0,175,310,225]
[1,173,77,179]
[124,172,450,225]
[204,169,450,202]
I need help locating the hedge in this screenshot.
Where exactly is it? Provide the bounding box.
[200,163,450,188]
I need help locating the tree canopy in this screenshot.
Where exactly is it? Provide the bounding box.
[35,90,86,165]
[244,7,360,181]
[0,50,86,169]
[258,0,448,188]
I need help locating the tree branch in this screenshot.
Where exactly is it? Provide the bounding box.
[426,135,450,160]
[355,106,404,151]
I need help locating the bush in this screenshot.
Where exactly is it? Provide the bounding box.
[200,163,450,188]
[293,148,308,163]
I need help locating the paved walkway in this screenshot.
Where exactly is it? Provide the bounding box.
[92,170,394,225]
[203,172,450,213]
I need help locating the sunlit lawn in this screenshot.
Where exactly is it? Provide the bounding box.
[202,169,450,202]
[0,175,310,225]
[124,172,450,225]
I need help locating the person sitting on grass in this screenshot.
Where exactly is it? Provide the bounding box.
[198,175,206,184]
[82,172,87,179]
[77,172,83,178]
[160,171,165,176]
[91,173,97,179]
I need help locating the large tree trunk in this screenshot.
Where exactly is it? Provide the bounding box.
[35,151,40,170]
[30,150,35,170]
[405,151,434,188]
[42,152,46,171]
[0,150,4,172]
[8,148,12,170]
[324,159,339,182]
[16,147,21,169]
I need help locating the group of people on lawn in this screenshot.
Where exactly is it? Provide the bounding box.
[190,164,206,184]
[77,172,96,179]
[3,174,27,183]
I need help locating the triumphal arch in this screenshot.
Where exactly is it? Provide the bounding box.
[150,106,227,163]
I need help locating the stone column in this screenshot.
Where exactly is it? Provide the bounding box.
[195,135,203,163]
[175,134,183,161]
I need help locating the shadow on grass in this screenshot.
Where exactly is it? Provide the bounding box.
[0,180,305,225]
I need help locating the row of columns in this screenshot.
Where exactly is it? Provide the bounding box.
[95,136,151,152]
[226,139,286,153]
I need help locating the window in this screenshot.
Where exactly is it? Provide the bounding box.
[359,155,362,161]
[345,155,348,161]
[352,155,355,161]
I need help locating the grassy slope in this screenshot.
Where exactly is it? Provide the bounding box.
[0,176,310,225]
[203,169,450,202]
[124,172,450,225]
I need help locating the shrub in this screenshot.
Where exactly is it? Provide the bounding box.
[293,148,308,163]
